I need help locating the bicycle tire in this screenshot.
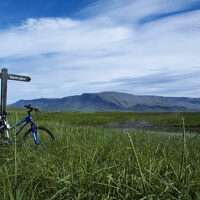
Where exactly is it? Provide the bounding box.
[23,126,55,145]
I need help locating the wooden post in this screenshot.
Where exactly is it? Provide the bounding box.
[0,68,31,113]
[0,68,31,139]
[1,68,8,113]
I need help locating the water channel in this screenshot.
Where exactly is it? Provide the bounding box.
[104,120,200,137]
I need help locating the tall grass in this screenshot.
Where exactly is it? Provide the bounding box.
[0,111,199,199]
[179,117,186,184]
[127,132,147,197]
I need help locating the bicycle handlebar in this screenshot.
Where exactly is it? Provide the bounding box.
[24,104,39,113]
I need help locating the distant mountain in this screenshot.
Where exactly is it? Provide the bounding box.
[9,92,200,112]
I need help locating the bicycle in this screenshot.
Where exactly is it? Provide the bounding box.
[0,104,55,146]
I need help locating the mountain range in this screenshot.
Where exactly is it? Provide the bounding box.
[9,92,200,112]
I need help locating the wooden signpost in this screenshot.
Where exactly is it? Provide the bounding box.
[0,68,31,115]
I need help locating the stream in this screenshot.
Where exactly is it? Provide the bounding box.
[104,120,200,137]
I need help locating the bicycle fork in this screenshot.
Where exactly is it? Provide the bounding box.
[1,119,10,139]
[31,123,41,145]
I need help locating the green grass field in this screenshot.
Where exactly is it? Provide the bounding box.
[0,109,200,199]
[6,107,200,127]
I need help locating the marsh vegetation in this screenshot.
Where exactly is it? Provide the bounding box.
[0,109,200,199]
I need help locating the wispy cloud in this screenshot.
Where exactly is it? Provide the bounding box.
[0,0,200,103]
[80,0,200,24]
[92,69,200,97]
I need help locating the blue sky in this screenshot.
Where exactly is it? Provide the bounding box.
[0,0,200,103]
[0,0,96,28]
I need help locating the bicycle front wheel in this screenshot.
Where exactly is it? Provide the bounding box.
[23,126,55,146]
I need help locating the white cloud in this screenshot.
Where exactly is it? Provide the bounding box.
[0,0,200,103]
[0,17,131,58]
[80,0,198,24]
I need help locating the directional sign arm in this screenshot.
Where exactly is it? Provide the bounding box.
[7,74,31,82]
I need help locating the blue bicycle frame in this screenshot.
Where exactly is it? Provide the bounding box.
[9,113,40,144]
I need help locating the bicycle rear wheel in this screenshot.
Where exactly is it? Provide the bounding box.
[23,126,55,146]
